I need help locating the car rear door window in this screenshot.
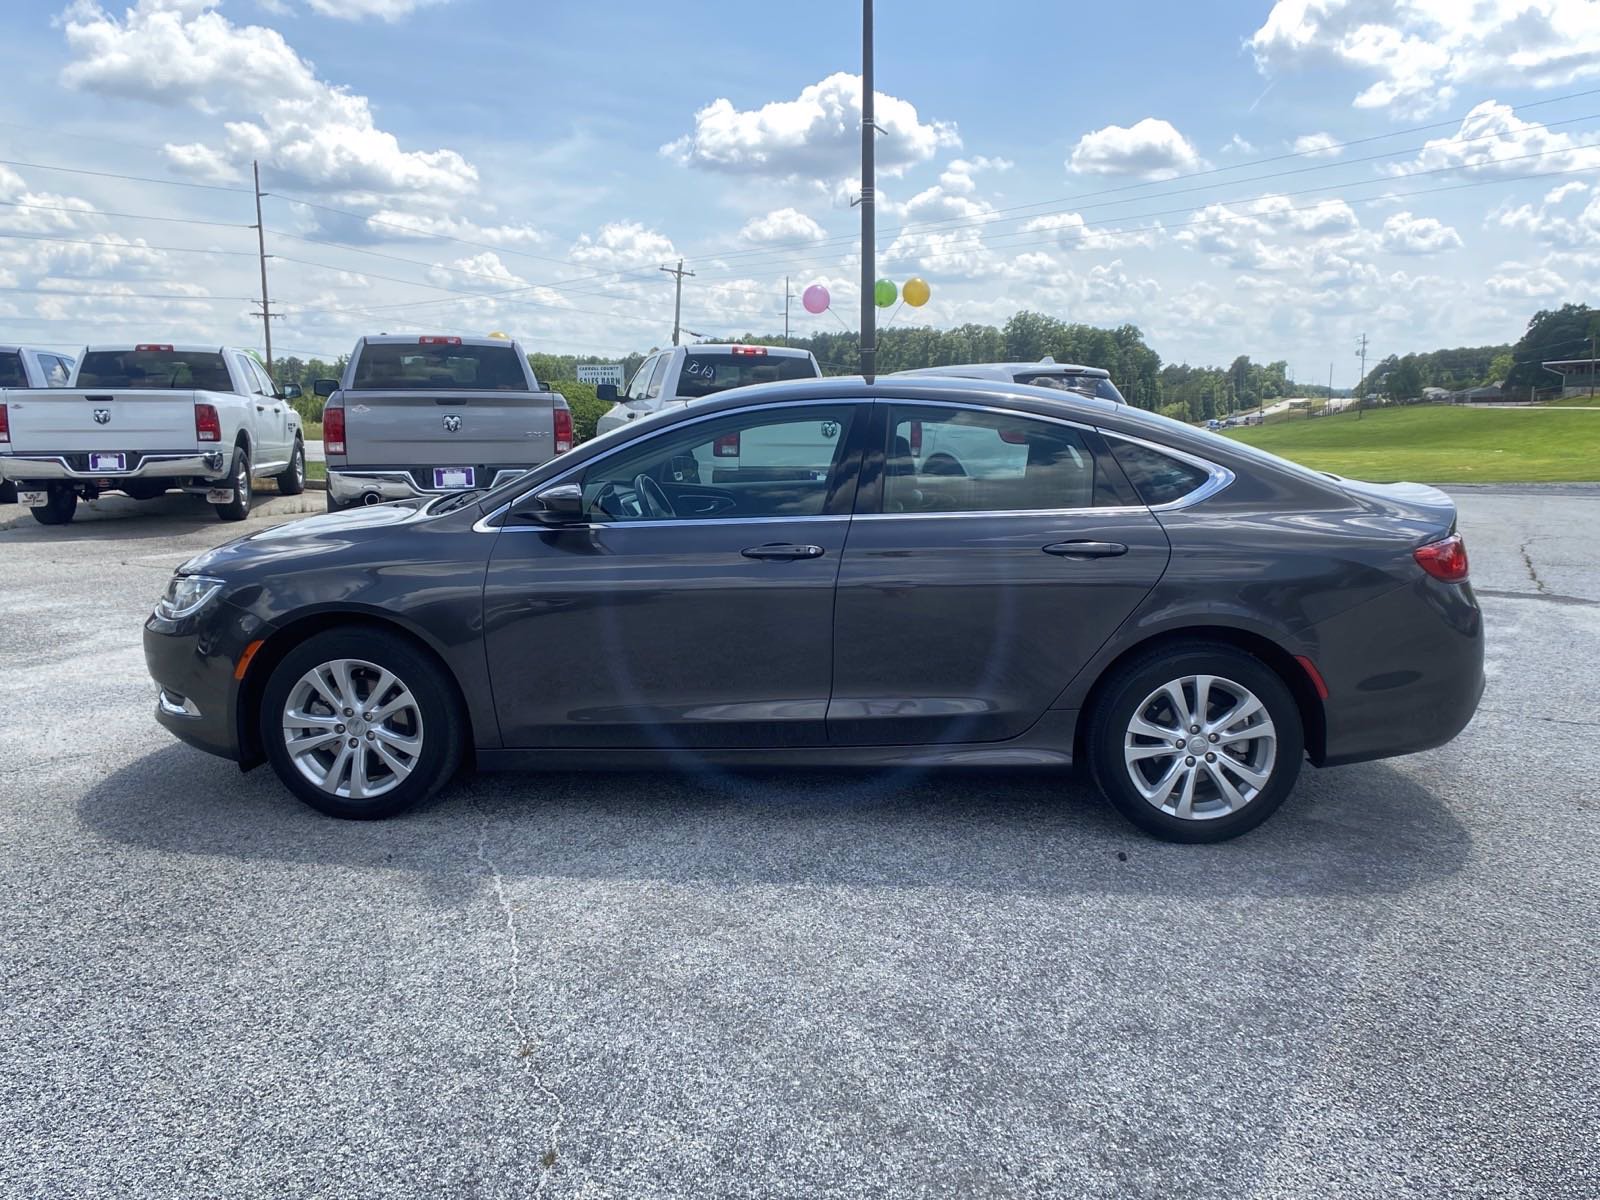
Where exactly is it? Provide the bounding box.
[1105,438,1213,506]
[883,406,1102,513]
[580,405,857,522]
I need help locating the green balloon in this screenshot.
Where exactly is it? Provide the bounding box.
[874,278,898,308]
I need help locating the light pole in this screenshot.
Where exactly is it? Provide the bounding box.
[859,0,877,382]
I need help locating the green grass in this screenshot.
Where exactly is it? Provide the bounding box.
[1225,404,1600,483]
[1542,394,1600,408]
[302,420,323,440]
[307,461,326,482]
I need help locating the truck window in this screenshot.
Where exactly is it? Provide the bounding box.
[351,343,529,390]
[645,355,671,399]
[675,352,818,399]
[624,355,657,401]
[77,349,232,391]
[44,355,71,385]
[0,352,24,387]
[1014,371,1126,404]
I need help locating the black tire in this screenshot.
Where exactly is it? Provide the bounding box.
[30,485,77,526]
[278,438,306,496]
[1085,641,1304,843]
[213,445,252,521]
[120,480,169,501]
[259,628,465,820]
[0,480,15,505]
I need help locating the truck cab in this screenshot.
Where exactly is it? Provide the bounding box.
[594,344,822,439]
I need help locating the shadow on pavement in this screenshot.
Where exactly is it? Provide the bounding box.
[78,742,1472,901]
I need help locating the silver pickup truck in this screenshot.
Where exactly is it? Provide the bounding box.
[0,344,76,503]
[318,334,571,510]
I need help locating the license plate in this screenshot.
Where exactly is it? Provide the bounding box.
[433,466,475,489]
[206,488,234,504]
[89,452,126,472]
[17,490,46,507]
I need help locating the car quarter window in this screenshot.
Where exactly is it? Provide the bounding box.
[45,355,72,385]
[1105,437,1213,506]
[882,405,1105,514]
[579,405,857,523]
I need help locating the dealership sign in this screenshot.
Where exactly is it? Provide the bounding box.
[576,364,624,388]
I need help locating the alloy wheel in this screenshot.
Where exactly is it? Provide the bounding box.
[282,657,425,799]
[1122,673,1277,821]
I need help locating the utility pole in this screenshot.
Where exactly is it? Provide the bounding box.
[1355,332,1369,420]
[1328,362,1333,408]
[1590,328,1596,400]
[784,275,792,347]
[859,0,877,382]
[660,259,694,346]
[251,160,275,371]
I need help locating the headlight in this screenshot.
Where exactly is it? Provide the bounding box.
[154,574,226,621]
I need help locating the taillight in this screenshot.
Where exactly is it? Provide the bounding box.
[907,420,922,454]
[713,432,740,457]
[0,403,9,444]
[195,403,221,443]
[1414,534,1469,583]
[323,404,346,456]
[553,404,572,454]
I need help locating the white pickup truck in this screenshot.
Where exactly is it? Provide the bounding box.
[594,343,822,438]
[0,343,305,525]
[0,344,78,504]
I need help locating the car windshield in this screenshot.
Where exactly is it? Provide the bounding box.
[1014,371,1126,404]
[352,342,528,390]
[675,352,818,398]
[76,350,232,390]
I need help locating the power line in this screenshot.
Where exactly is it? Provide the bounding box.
[0,285,254,302]
[0,229,257,256]
[0,198,252,229]
[0,157,254,195]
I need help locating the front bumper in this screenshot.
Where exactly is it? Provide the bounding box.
[328,465,533,504]
[144,598,271,764]
[0,450,226,484]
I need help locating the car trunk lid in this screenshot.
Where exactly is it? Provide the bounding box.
[1331,475,1458,538]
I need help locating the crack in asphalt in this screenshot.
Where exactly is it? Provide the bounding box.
[473,797,565,1193]
[1475,588,1600,609]
[1477,707,1600,729]
[1518,541,1550,594]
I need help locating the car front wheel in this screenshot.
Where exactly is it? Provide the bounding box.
[1086,642,1304,842]
[260,629,465,819]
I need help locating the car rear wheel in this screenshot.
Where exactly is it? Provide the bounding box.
[30,485,77,525]
[1086,642,1303,842]
[260,629,465,819]
[213,446,251,521]
[278,439,306,496]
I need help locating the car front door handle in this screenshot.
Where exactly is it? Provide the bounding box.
[1043,540,1128,559]
[742,543,825,561]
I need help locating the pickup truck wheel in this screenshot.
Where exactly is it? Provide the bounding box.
[277,439,306,496]
[30,485,78,526]
[214,447,252,521]
[260,629,465,820]
[0,481,15,505]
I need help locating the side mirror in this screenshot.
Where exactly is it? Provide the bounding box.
[281,383,303,400]
[596,383,619,403]
[516,482,585,525]
[313,378,339,398]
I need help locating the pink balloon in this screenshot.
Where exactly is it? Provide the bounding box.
[802,284,830,314]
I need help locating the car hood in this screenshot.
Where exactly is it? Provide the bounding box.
[178,500,431,576]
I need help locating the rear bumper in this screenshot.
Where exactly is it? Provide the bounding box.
[1312,577,1486,767]
[0,450,226,484]
[328,465,535,503]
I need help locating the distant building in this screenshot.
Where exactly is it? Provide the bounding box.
[1542,358,1599,399]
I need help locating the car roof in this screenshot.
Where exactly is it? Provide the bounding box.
[682,343,816,359]
[0,344,73,356]
[359,334,522,349]
[894,361,1111,380]
[83,344,231,354]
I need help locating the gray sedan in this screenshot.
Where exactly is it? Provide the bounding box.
[143,375,1483,842]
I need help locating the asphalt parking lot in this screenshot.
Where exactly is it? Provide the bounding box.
[1,487,1596,1199]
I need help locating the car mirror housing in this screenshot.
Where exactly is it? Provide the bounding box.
[596,383,619,402]
[313,378,339,398]
[281,383,303,401]
[515,483,585,525]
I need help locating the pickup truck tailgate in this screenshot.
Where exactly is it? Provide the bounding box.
[343,389,554,465]
[4,388,198,452]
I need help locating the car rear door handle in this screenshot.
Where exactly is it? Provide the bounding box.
[1043,540,1128,558]
[742,543,825,561]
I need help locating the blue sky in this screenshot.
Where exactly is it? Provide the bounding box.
[2,0,1597,385]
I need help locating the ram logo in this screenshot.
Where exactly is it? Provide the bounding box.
[93,409,111,425]
[442,415,462,433]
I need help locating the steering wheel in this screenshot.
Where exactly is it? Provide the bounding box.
[633,473,676,520]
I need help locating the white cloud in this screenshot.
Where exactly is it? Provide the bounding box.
[1069,118,1202,180]
[662,72,960,182]
[1250,1,1600,116]
[62,1,478,200]
[1392,102,1600,179]
[1484,262,1569,299]
[1491,181,1600,248]
[1380,211,1462,254]
[161,141,245,184]
[566,221,677,273]
[302,0,447,19]
[1222,134,1257,155]
[1292,132,1342,158]
[738,208,826,245]
[426,251,528,292]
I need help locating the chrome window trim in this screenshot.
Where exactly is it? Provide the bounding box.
[479,397,869,532]
[1099,430,1235,511]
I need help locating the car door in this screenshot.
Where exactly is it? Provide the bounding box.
[483,399,866,749]
[236,354,285,463]
[827,400,1172,746]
